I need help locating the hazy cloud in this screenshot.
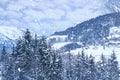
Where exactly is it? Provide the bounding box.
[0,0,108,35]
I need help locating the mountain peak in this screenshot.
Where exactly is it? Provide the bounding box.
[0,26,22,40]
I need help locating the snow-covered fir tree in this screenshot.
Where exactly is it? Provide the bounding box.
[97,54,108,80]
[48,50,63,80]
[36,37,52,80]
[75,50,89,80]
[0,45,13,80]
[12,29,33,80]
[87,55,97,80]
[66,52,75,80]
[32,34,41,80]
[107,51,119,80]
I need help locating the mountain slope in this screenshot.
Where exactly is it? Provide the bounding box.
[0,26,22,51]
[48,13,120,46]
[47,13,120,62]
[0,26,22,40]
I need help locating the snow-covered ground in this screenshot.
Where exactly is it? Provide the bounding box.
[49,26,120,64]
[108,26,120,39]
[52,42,72,49]
[52,40,120,65]
[48,35,68,39]
[68,45,120,64]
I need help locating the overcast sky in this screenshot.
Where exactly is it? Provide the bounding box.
[0,0,109,35]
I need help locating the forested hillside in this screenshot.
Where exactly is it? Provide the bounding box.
[0,29,119,80]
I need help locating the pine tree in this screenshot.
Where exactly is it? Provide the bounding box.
[32,34,39,80]
[35,37,52,80]
[1,45,10,80]
[10,45,16,80]
[75,52,81,80]
[32,34,46,80]
[11,39,23,80]
[5,45,15,80]
[13,29,33,80]
[1,45,7,62]
[97,54,108,80]
[107,51,119,80]
[48,50,63,80]
[66,52,74,80]
[88,55,97,80]
[75,50,89,80]
[56,52,63,80]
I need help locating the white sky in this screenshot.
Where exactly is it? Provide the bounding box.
[0,0,109,35]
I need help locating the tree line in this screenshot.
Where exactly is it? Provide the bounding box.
[0,29,120,80]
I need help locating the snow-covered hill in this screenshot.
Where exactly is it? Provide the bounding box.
[47,13,120,63]
[0,26,22,40]
[0,26,22,51]
[48,29,120,64]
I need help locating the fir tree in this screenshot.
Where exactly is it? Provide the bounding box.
[107,51,119,80]
[1,45,10,80]
[32,34,45,80]
[66,52,75,80]
[32,34,39,80]
[97,54,108,80]
[48,50,63,80]
[13,29,33,80]
[75,52,81,80]
[88,55,97,80]
[36,37,52,80]
[75,50,90,80]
